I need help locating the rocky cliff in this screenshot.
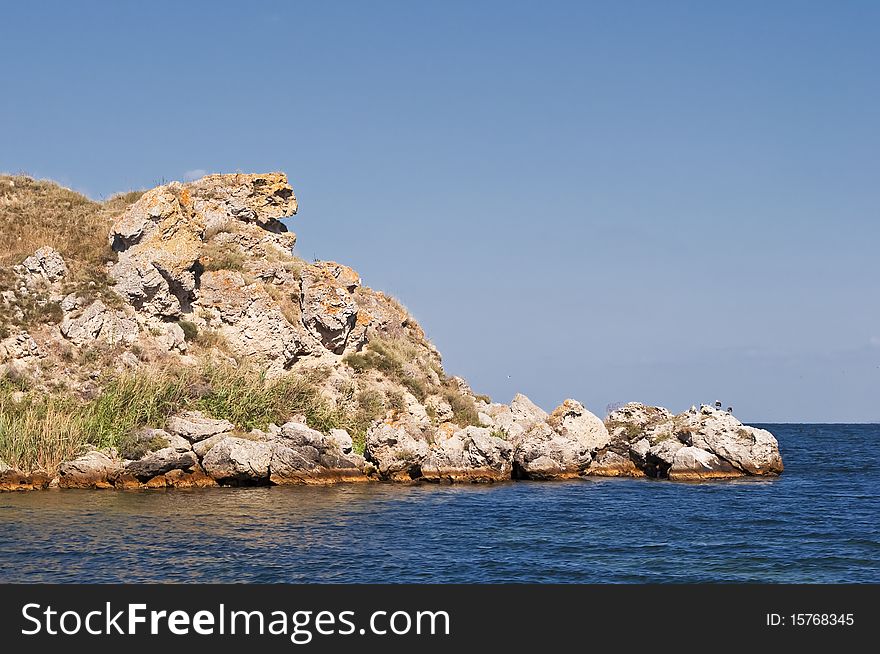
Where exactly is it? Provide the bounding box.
[0,173,783,491]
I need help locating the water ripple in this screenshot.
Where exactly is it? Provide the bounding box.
[0,424,878,582]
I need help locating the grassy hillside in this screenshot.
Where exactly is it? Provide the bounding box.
[0,175,144,329]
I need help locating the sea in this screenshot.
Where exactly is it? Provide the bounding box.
[1,424,878,583]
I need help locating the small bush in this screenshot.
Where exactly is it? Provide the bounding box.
[385,390,406,413]
[0,380,90,474]
[605,420,643,440]
[178,320,199,342]
[117,431,170,460]
[343,337,431,401]
[35,301,63,324]
[441,386,482,428]
[262,283,301,326]
[490,428,508,441]
[194,328,227,350]
[200,242,245,272]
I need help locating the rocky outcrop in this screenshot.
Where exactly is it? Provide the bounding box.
[512,421,592,480]
[0,331,42,360]
[269,422,367,485]
[548,399,611,453]
[590,403,783,480]
[364,422,431,482]
[123,432,200,482]
[201,437,274,484]
[199,421,368,486]
[681,407,784,475]
[60,300,139,346]
[420,426,513,482]
[300,261,362,354]
[14,246,67,285]
[109,173,297,319]
[1,171,786,493]
[0,460,50,491]
[197,270,309,370]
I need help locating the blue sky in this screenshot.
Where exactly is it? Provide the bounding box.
[2,1,878,421]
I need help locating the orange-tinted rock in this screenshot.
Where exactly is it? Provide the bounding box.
[587,451,647,478]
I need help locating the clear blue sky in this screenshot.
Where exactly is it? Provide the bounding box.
[2,1,878,421]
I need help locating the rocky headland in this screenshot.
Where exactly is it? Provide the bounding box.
[0,173,783,491]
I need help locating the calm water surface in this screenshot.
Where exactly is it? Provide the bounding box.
[1,424,878,583]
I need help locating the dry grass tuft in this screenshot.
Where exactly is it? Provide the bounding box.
[0,175,144,291]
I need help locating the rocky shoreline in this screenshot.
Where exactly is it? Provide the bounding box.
[0,400,783,491]
[0,172,783,492]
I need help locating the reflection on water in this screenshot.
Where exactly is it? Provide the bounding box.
[1,424,879,583]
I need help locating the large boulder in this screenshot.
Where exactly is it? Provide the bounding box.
[363,421,430,481]
[201,436,274,484]
[326,429,354,454]
[125,448,199,482]
[300,261,362,353]
[485,393,548,442]
[548,399,611,453]
[166,411,234,443]
[60,300,139,346]
[678,407,784,476]
[58,450,122,489]
[668,446,742,481]
[420,426,513,482]
[643,438,686,477]
[272,421,366,484]
[268,441,367,485]
[512,421,592,480]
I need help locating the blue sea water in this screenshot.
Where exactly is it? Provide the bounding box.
[0,424,878,583]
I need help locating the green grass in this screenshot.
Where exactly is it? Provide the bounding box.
[0,362,380,473]
[605,420,643,440]
[343,336,482,428]
[0,382,90,474]
[343,337,430,401]
[440,385,482,427]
